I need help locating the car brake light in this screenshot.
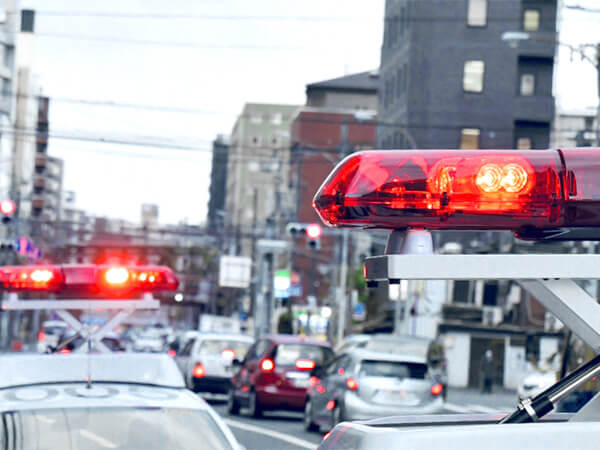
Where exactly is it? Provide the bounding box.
[431,383,443,396]
[37,332,46,342]
[192,362,206,378]
[221,349,235,360]
[296,359,316,370]
[168,349,176,357]
[60,348,71,355]
[260,358,275,372]
[346,377,358,391]
[309,376,320,387]
[313,149,581,233]
[326,400,335,411]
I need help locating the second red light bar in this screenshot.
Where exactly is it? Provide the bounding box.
[313,148,600,238]
[0,264,178,295]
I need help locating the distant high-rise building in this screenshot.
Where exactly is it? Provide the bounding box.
[378,0,557,150]
[207,134,229,232]
[225,103,299,255]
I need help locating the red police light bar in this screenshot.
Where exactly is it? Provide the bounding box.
[313,149,600,240]
[0,264,178,294]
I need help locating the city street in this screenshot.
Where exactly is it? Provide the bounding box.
[205,388,519,450]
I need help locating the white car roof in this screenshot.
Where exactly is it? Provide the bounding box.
[195,333,254,342]
[350,349,428,364]
[0,353,185,389]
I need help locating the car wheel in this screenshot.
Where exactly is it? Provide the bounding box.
[247,389,262,418]
[303,398,319,432]
[227,389,240,415]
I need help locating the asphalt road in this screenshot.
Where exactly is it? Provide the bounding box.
[206,389,517,450]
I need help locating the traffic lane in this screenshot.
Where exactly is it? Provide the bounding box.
[209,400,323,450]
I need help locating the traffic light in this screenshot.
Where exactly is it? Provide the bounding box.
[0,199,14,224]
[306,223,321,250]
[286,222,322,250]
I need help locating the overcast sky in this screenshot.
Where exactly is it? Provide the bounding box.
[19,0,600,225]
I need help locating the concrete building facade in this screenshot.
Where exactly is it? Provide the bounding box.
[207,134,229,232]
[225,103,299,255]
[378,0,557,150]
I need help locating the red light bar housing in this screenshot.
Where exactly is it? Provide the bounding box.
[313,148,600,240]
[0,264,178,295]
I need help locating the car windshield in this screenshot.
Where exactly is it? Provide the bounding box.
[200,339,251,357]
[274,344,333,367]
[0,407,233,450]
[359,360,428,380]
[43,326,67,335]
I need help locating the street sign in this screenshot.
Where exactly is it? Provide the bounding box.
[256,239,289,253]
[219,256,252,288]
[353,303,366,321]
[274,269,291,298]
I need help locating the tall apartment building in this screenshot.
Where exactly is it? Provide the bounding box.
[31,96,63,242]
[207,134,229,232]
[378,0,557,150]
[225,103,299,255]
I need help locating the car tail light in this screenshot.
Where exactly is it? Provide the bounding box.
[326,400,335,411]
[37,332,46,342]
[312,149,587,233]
[221,349,235,360]
[168,349,176,357]
[431,383,443,396]
[260,358,275,372]
[192,362,206,378]
[1,266,64,292]
[309,376,320,387]
[60,348,71,355]
[346,377,359,391]
[296,359,316,370]
[316,384,326,394]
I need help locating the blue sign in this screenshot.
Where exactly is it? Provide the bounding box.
[353,303,366,321]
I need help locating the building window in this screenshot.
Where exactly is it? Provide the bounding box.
[467,0,487,26]
[517,137,532,149]
[520,74,535,96]
[460,128,480,149]
[523,9,540,31]
[463,60,485,93]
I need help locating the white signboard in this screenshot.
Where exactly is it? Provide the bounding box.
[219,256,252,288]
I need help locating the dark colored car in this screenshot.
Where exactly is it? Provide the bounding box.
[227,335,333,417]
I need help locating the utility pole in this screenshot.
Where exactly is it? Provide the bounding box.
[336,229,349,344]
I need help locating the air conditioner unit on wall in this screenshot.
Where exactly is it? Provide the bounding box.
[482,306,503,326]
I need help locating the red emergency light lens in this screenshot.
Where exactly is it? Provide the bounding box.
[1,266,63,291]
[296,359,316,370]
[326,400,335,411]
[104,267,129,285]
[313,149,571,232]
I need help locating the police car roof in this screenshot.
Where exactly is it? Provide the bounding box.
[0,353,185,389]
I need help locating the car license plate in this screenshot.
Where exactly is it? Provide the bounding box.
[375,390,419,406]
[286,372,309,388]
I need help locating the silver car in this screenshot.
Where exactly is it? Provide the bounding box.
[304,349,444,432]
[175,332,254,394]
[0,353,241,449]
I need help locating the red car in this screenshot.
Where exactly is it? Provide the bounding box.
[227,335,333,417]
